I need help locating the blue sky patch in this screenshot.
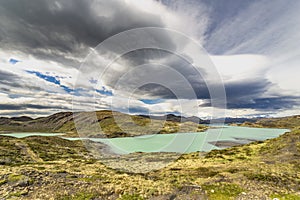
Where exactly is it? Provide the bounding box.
[9,58,20,64]
[26,70,61,85]
[26,70,74,93]
[139,99,163,104]
[96,87,113,96]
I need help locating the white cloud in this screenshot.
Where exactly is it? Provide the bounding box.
[0,0,299,118]
[210,54,270,82]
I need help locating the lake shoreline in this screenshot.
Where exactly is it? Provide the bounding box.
[0,126,290,155]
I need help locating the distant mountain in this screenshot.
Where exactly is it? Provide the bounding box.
[210,117,259,124]
[139,114,207,123]
[0,110,207,138]
[10,116,33,122]
[140,114,259,124]
[0,112,261,137]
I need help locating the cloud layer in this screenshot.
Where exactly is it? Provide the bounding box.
[0,0,299,118]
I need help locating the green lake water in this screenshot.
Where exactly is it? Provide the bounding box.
[82,126,289,154]
[0,126,289,154]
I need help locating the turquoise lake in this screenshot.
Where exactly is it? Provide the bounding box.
[1,126,289,154]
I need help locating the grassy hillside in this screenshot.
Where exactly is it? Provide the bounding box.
[0,110,207,138]
[237,115,300,129]
[0,116,299,199]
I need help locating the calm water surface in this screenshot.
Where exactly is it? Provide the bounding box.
[1,126,289,154]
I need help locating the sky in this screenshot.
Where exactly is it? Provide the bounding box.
[0,0,299,119]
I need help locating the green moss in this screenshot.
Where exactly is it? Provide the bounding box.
[0,179,7,186]
[7,174,34,186]
[196,167,219,178]
[202,183,244,200]
[78,174,106,182]
[8,174,25,182]
[244,173,277,182]
[271,193,300,200]
[58,192,98,200]
[296,142,300,153]
[55,170,68,174]
[7,192,23,198]
[118,194,144,200]
[35,166,46,170]
[84,159,97,164]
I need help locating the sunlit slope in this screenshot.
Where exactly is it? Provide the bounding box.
[238,115,300,129]
[0,110,207,137]
[0,115,299,199]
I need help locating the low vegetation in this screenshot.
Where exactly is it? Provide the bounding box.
[0,116,300,199]
[0,110,207,138]
[237,115,300,129]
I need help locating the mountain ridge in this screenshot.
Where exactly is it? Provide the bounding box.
[0,115,299,199]
[0,110,207,137]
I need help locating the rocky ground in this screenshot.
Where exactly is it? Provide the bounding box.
[0,124,300,199]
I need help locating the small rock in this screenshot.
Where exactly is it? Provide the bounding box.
[241,192,247,195]
[20,188,29,196]
[210,189,214,193]
[15,179,29,187]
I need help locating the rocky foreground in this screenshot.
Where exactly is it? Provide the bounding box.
[0,116,300,199]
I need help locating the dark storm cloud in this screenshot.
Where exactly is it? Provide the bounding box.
[227,96,299,110]
[225,79,271,100]
[224,80,299,111]
[104,49,211,99]
[199,79,276,109]
[1,0,299,118]
[200,79,299,111]
[135,82,209,99]
[133,75,271,105]
[0,103,70,110]
[0,70,42,91]
[0,88,10,92]
[0,104,22,110]
[115,52,272,106]
[138,83,177,99]
[0,111,53,117]
[1,0,261,105]
[0,0,166,67]
[0,70,22,88]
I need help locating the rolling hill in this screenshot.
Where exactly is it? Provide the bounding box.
[0,115,299,199]
[236,115,300,129]
[0,110,207,138]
